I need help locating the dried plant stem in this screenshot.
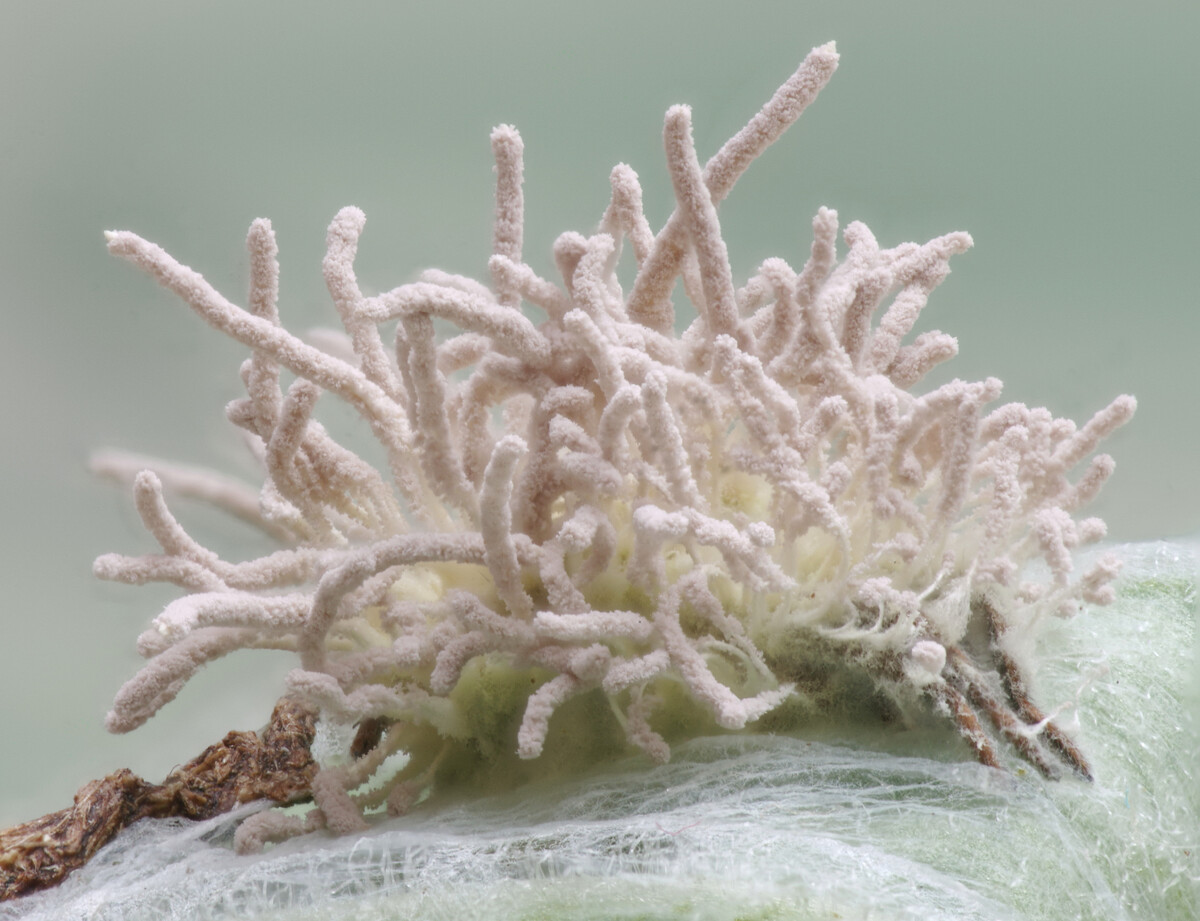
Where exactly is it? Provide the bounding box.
[0,698,317,902]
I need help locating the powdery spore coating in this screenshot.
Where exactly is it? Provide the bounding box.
[97,42,1132,841]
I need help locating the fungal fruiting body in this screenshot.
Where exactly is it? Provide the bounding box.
[97,42,1133,851]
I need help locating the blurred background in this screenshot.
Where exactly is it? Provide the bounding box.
[0,0,1196,826]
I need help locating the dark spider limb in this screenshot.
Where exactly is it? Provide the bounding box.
[930,680,1002,769]
[976,595,1093,780]
[928,595,1092,781]
[945,647,1063,780]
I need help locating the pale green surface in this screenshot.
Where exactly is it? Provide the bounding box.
[0,0,1196,901]
[3,544,1195,920]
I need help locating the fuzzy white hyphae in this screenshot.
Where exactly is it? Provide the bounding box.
[96,42,1133,853]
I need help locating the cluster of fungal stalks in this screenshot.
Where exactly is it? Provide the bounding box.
[96,43,1133,852]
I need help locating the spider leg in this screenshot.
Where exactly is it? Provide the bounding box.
[994,646,1092,780]
[946,648,1061,780]
[976,596,1093,780]
[930,678,1001,769]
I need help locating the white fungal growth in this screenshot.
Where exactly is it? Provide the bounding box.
[97,41,1132,844]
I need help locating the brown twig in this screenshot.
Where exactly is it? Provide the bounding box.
[0,698,317,902]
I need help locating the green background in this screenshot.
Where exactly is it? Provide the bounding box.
[0,0,1196,831]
